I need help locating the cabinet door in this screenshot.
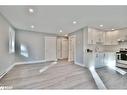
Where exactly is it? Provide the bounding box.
[88,28,93,44]
[88,28,96,44]
[95,53,100,68]
[111,30,119,45]
[88,28,104,44]
[95,53,103,68]
[95,53,106,68]
[104,31,119,45]
[96,31,104,43]
[92,30,98,44]
[99,53,105,67]
[104,32,111,45]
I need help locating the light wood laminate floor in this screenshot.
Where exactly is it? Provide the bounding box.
[0,60,97,89]
[96,67,127,89]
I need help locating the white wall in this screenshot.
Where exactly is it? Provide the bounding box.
[15,30,45,62]
[0,14,15,76]
[69,28,84,65]
[15,30,58,62]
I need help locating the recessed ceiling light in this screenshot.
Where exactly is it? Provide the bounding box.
[73,21,77,24]
[112,29,115,31]
[99,24,103,27]
[29,8,34,13]
[59,29,62,33]
[30,25,35,29]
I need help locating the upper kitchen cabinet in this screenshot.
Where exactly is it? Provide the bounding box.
[104,31,111,45]
[111,30,119,45]
[104,30,119,45]
[88,28,95,44]
[116,29,127,42]
[88,28,105,44]
[95,29,105,44]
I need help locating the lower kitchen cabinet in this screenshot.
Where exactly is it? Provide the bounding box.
[85,52,116,69]
[85,52,106,68]
[104,52,116,67]
[95,53,104,68]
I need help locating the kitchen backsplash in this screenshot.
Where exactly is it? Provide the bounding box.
[104,42,127,52]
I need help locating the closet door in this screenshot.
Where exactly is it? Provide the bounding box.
[62,38,68,59]
[57,38,62,59]
[69,36,76,62]
[45,37,57,61]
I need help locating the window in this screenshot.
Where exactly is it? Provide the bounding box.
[20,44,29,57]
[9,26,15,53]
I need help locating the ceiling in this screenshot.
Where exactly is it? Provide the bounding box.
[0,6,127,35]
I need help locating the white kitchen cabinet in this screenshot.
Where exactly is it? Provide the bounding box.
[104,31,119,45]
[85,52,116,69]
[88,28,96,44]
[86,52,107,69]
[88,28,120,45]
[96,30,105,44]
[104,52,116,67]
[95,53,106,68]
[111,30,119,45]
[88,28,105,44]
[104,31,111,45]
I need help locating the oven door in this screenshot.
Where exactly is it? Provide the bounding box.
[121,53,127,60]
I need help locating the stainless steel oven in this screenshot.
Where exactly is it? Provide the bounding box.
[116,50,127,68]
[116,51,127,61]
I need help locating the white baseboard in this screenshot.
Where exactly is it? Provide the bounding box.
[15,60,46,65]
[45,59,58,62]
[0,63,15,79]
[75,62,85,67]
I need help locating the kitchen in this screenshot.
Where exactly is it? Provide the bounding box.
[68,26,127,89]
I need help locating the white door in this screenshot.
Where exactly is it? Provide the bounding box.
[69,36,76,62]
[57,38,62,59]
[62,38,68,59]
[45,37,57,61]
